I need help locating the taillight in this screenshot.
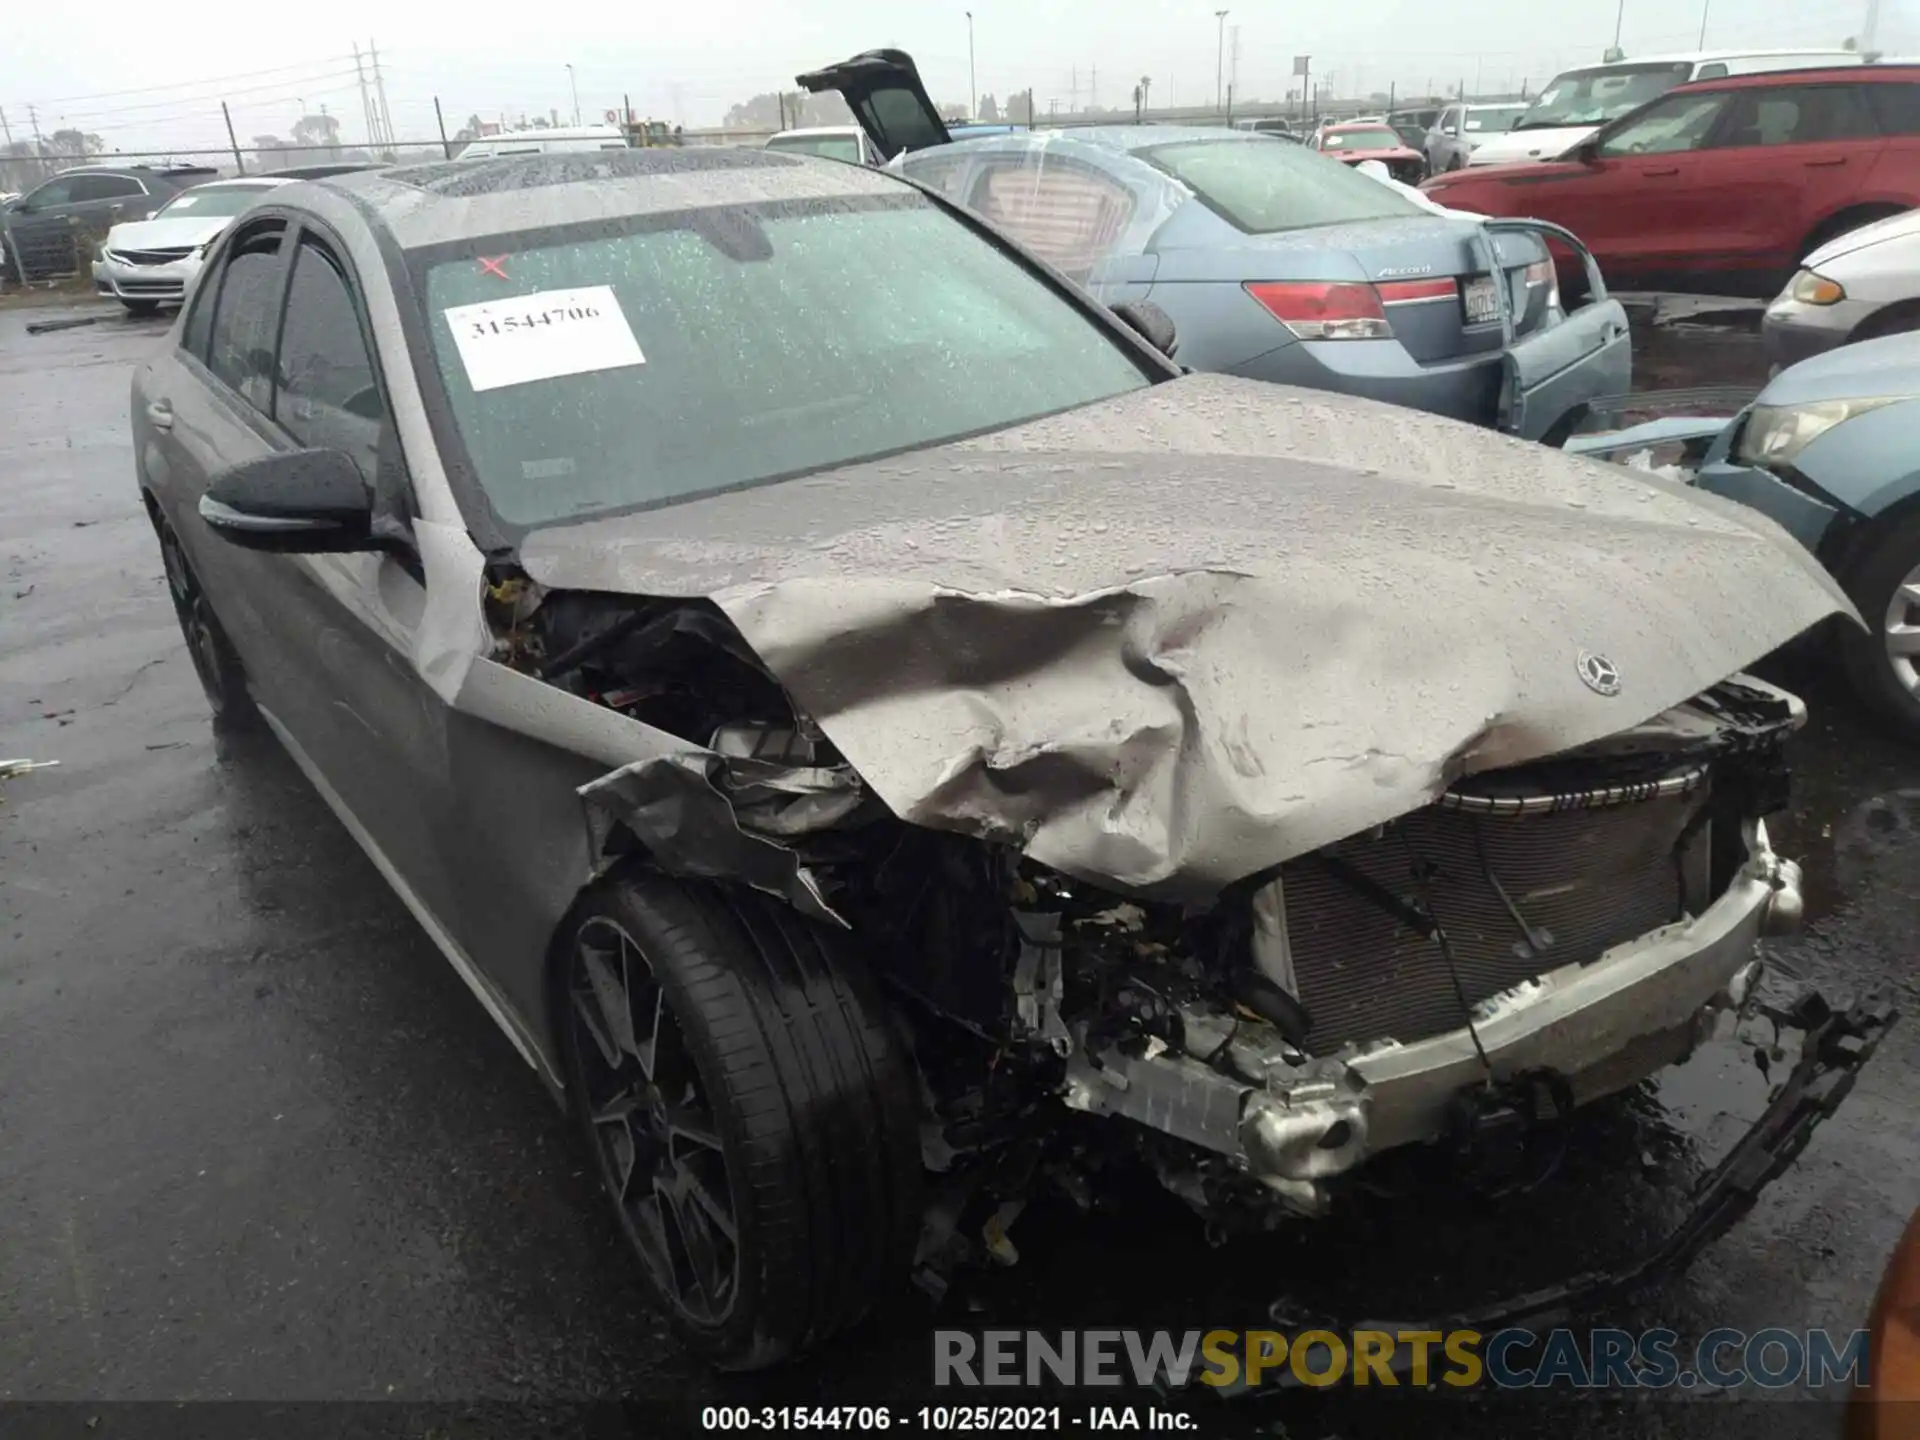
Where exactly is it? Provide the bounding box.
[1244,281,1393,340]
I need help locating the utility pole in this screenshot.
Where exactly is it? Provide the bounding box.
[370,40,395,150]
[1214,10,1229,116]
[0,106,12,147]
[434,96,452,158]
[28,103,44,148]
[222,102,246,174]
[353,43,378,148]
[966,11,977,121]
[1090,64,1098,109]
[1613,0,1626,50]
[1229,27,1240,113]
[1697,0,1710,47]
[565,64,580,127]
[1071,66,1078,114]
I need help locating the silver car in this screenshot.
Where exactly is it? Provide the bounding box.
[799,50,1632,443]
[1762,206,1920,371]
[93,177,289,314]
[133,148,1867,1370]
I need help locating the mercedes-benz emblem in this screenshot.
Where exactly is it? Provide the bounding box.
[1577,650,1621,697]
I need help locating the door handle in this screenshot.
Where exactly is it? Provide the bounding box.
[1804,157,1848,168]
[1641,166,1679,177]
[145,401,174,430]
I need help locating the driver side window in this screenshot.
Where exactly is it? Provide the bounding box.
[24,177,75,207]
[273,237,386,492]
[1596,92,1730,157]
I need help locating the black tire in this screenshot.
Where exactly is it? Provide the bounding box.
[121,300,160,317]
[558,874,922,1370]
[1850,300,1920,345]
[1838,510,1920,740]
[156,515,260,730]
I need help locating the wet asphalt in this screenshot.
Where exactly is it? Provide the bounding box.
[1,300,1916,1438]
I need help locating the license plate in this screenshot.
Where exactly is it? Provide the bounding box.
[1463,275,1501,325]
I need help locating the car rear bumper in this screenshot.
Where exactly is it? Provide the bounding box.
[1235,336,1510,424]
[92,253,202,305]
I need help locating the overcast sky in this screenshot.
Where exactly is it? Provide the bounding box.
[2,0,1910,157]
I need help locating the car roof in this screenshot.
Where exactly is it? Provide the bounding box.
[1674,62,1920,90]
[1325,121,1396,130]
[323,147,906,249]
[1560,47,1862,68]
[181,177,288,190]
[477,124,625,141]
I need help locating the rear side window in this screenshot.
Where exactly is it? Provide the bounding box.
[206,229,286,414]
[1867,82,1920,135]
[69,174,144,202]
[1139,137,1419,233]
[180,271,218,361]
[965,156,1137,279]
[1715,85,1879,146]
[1694,63,1729,80]
[1596,92,1729,156]
[273,239,384,484]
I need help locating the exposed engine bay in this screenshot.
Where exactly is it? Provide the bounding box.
[485,573,1811,1245]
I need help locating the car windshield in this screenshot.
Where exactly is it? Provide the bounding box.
[1321,128,1400,150]
[1464,105,1528,133]
[155,185,272,218]
[766,133,863,164]
[1138,137,1421,233]
[417,196,1153,527]
[1513,62,1694,129]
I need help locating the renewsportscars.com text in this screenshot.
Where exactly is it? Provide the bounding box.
[933,1327,1871,1391]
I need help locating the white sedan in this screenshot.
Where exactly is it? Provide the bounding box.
[91,176,287,315]
[1762,207,1920,372]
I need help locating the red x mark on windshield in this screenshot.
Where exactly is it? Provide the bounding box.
[478,256,509,279]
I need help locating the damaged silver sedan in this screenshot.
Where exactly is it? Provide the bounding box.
[132,148,1864,1370]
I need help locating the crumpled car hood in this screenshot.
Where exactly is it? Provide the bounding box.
[519,373,1853,902]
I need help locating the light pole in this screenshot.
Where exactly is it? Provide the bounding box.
[1214,10,1229,116]
[1613,0,1625,50]
[566,63,580,127]
[966,12,977,121]
[1697,0,1710,46]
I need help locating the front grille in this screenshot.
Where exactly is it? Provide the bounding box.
[1281,783,1709,1052]
[110,247,193,266]
[114,279,186,296]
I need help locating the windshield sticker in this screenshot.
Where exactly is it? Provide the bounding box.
[444,285,645,393]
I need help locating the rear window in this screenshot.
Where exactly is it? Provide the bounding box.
[416,196,1153,527]
[767,134,863,164]
[1139,137,1419,234]
[1868,81,1920,135]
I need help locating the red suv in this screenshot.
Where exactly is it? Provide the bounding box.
[1421,66,1920,297]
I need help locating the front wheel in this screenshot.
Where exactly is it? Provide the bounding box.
[1840,512,1920,739]
[559,874,922,1370]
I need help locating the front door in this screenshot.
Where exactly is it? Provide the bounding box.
[1524,88,1734,284]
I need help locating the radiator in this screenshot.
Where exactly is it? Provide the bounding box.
[1279,782,1711,1052]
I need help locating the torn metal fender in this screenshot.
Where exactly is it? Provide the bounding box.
[1562,414,1736,464]
[579,758,847,927]
[450,657,847,928]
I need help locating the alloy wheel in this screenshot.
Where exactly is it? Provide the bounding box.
[567,916,739,1324]
[1884,559,1920,698]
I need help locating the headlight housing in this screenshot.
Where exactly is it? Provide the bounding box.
[93,241,107,263]
[1787,269,1846,305]
[1733,396,1906,468]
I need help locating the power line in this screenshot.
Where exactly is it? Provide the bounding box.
[6,55,362,110]
[34,66,367,128]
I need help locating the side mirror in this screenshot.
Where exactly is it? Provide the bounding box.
[1109,300,1178,359]
[1572,139,1601,164]
[199,449,386,554]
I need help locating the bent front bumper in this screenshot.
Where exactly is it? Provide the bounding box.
[1069,821,1806,1205]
